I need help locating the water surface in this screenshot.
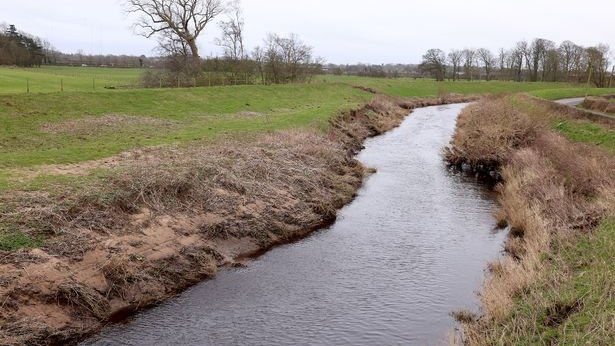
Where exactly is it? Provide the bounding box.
[84,103,506,346]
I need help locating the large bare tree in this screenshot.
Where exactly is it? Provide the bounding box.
[125,0,225,63]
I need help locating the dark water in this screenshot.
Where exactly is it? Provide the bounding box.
[83,103,506,346]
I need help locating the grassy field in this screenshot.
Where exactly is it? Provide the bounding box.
[1,67,613,190]
[3,66,614,97]
[0,66,143,93]
[3,69,607,250]
[0,82,372,188]
[321,75,579,97]
[1,68,613,191]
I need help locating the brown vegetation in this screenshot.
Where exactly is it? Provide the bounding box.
[446,95,614,344]
[582,95,615,115]
[0,94,476,345]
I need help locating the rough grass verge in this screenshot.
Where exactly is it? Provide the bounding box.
[447,95,614,345]
[581,95,615,115]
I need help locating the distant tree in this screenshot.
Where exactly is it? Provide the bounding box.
[544,47,560,82]
[0,24,44,67]
[253,33,317,84]
[125,0,226,71]
[585,44,611,87]
[477,48,495,81]
[512,41,528,82]
[497,48,507,79]
[528,38,554,81]
[462,49,476,81]
[216,0,245,60]
[447,50,463,81]
[559,40,577,81]
[420,48,447,81]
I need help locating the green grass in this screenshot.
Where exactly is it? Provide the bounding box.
[513,95,615,154]
[0,66,143,93]
[0,82,372,188]
[321,75,576,97]
[0,231,43,251]
[529,87,615,100]
[554,120,615,153]
[497,218,615,345]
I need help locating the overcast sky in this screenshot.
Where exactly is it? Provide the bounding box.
[3,0,614,64]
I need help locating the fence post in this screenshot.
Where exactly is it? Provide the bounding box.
[61,79,64,92]
[27,79,30,93]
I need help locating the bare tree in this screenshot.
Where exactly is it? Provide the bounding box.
[216,0,245,60]
[419,49,447,81]
[510,41,527,82]
[254,33,316,84]
[528,38,554,81]
[125,0,226,68]
[477,48,495,81]
[252,46,265,83]
[448,50,463,81]
[462,49,476,81]
[559,40,578,81]
[585,44,611,87]
[498,48,507,80]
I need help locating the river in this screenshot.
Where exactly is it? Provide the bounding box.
[83,103,507,346]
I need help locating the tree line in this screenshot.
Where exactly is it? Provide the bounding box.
[420,39,614,87]
[0,23,151,68]
[0,25,44,67]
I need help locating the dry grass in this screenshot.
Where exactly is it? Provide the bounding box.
[445,96,542,169]
[56,282,110,320]
[447,95,615,345]
[582,96,615,114]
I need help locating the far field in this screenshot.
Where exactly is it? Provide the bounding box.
[0,66,143,93]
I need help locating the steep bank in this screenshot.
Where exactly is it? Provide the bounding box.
[581,95,615,115]
[446,95,614,345]
[0,94,475,345]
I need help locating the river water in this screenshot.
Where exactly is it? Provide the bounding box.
[83,103,506,346]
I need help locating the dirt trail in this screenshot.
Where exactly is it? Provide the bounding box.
[0,94,477,346]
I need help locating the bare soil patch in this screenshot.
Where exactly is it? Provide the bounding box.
[39,114,178,136]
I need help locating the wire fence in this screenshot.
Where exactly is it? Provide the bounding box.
[9,72,268,94]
